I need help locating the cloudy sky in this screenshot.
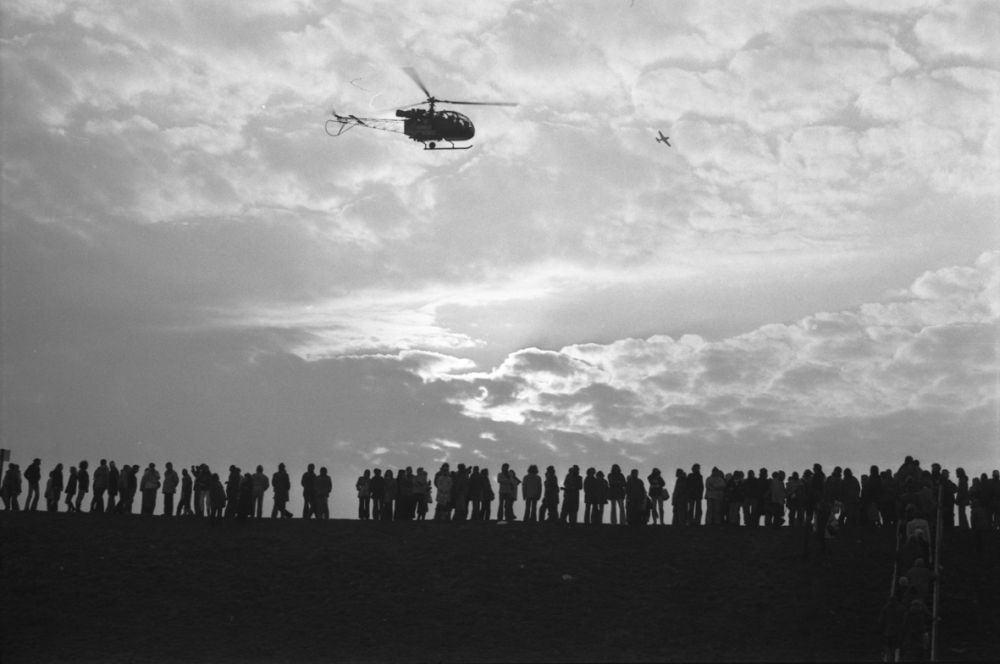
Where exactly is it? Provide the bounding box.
[2,0,998,516]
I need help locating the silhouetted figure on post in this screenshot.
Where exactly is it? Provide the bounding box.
[162,462,178,516]
[25,459,42,512]
[541,466,559,522]
[301,463,317,519]
[271,463,292,518]
[178,468,193,516]
[560,466,582,524]
[91,459,109,513]
[75,461,89,512]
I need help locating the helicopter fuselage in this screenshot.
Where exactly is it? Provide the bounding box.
[396,108,475,145]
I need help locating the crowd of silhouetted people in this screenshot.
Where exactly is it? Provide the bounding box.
[4,455,998,540]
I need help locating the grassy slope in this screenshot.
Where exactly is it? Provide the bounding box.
[1,513,997,663]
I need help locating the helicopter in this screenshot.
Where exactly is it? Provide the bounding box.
[325,67,517,150]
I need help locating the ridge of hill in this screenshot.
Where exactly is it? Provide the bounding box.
[1,513,997,662]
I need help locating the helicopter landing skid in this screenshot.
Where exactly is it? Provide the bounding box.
[423,141,472,151]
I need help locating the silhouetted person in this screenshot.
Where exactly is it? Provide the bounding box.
[271,463,292,518]
[608,464,626,525]
[583,467,598,524]
[91,459,109,513]
[397,468,414,520]
[162,462,179,516]
[356,469,371,519]
[383,469,397,520]
[687,464,704,525]
[469,466,483,520]
[65,466,78,512]
[879,589,906,663]
[301,463,317,519]
[497,464,514,521]
[434,466,451,521]
[107,461,120,513]
[705,467,726,525]
[370,468,384,520]
[140,463,161,516]
[24,459,42,511]
[179,468,193,516]
[541,466,559,522]
[225,466,242,518]
[2,463,22,510]
[237,473,254,520]
[209,473,226,518]
[648,468,667,525]
[522,465,541,522]
[314,467,332,519]
[415,467,430,520]
[955,467,970,529]
[75,461,90,512]
[625,469,646,526]
[593,470,608,524]
[194,464,211,516]
[453,464,471,521]
[560,466,581,524]
[479,468,494,520]
[671,469,687,526]
[841,468,861,527]
[251,465,269,518]
[46,463,64,512]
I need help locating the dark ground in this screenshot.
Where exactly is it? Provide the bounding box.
[1,512,997,663]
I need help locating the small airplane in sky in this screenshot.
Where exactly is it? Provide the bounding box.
[656,131,671,147]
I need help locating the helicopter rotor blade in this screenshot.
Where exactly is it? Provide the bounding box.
[402,67,432,99]
[435,99,518,107]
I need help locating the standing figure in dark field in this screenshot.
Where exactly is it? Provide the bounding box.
[91,459,109,513]
[560,465,582,524]
[25,459,42,511]
[626,469,646,526]
[687,464,704,526]
[593,470,609,524]
[397,467,414,520]
[754,468,770,527]
[369,468,384,520]
[237,472,255,520]
[64,466,78,512]
[955,467,970,529]
[705,467,726,525]
[2,463,22,510]
[209,473,226,518]
[356,469,371,520]
[225,466,242,518]
[162,462,179,516]
[841,468,861,527]
[468,466,483,520]
[179,467,193,516]
[46,463,64,512]
[251,465,270,518]
[140,463,161,516]
[107,461,121,513]
[194,464,211,517]
[522,465,541,522]
[382,469,397,520]
[415,467,431,520]
[607,464,626,525]
[74,461,89,513]
[726,470,744,525]
[115,464,132,513]
[497,464,514,521]
[479,468,494,520]
[314,467,332,519]
[301,463,317,519]
[648,468,667,525]
[861,464,882,526]
[433,466,451,521]
[452,464,471,521]
[540,466,559,523]
[271,463,292,518]
[671,468,687,526]
[583,468,597,524]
